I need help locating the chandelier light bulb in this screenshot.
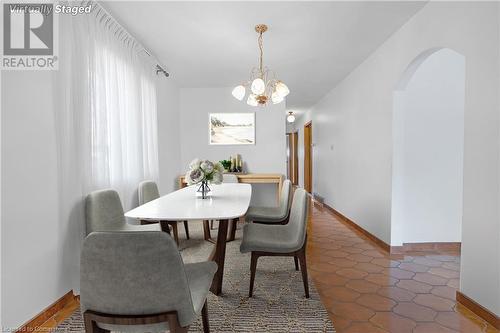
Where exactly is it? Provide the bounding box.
[251,78,266,95]
[287,112,296,123]
[275,81,290,98]
[271,90,284,104]
[232,85,246,101]
[247,94,258,106]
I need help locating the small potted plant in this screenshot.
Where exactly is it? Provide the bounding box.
[185,158,224,199]
[219,159,231,172]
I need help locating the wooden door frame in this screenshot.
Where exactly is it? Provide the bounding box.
[287,132,299,185]
[304,121,312,193]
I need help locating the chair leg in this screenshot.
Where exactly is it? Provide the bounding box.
[166,313,188,333]
[201,300,210,333]
[183,221,190,239]
[297,250,310,298]
[210,220,214,229]
[249,252,259,297]
[294,256,299,271]
[170,222,179,246]
[203,220,211,240]
[83,313,109,333]
[159,221,171,235]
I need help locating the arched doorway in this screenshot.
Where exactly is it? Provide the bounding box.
[391,48,466,246]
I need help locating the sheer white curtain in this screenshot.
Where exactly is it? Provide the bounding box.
[56,2,159,292]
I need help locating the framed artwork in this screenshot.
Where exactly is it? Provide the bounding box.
[209,113,255,145]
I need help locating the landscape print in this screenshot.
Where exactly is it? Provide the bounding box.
[209,113,255,145]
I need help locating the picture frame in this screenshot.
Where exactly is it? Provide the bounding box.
[209,113,255,145]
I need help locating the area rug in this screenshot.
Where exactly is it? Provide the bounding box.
[57,222,335,332]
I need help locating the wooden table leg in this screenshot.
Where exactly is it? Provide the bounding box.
[203,220,212,241]
[227,218,238,242]
[170,222,179,246]
[209,219,228,295]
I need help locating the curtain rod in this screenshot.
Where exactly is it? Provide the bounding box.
[91,0,169,77]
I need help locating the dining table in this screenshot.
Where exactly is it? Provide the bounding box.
[125,183,252,295]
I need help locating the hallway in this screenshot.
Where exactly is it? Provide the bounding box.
[307,204,497,333]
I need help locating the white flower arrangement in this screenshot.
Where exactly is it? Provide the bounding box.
[185,158,224,185]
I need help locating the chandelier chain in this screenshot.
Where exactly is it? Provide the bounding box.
[258,31,264,76]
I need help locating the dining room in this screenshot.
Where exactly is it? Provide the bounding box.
[2,1,500,333]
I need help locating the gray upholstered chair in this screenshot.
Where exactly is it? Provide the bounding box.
[80,231,217,333]
[244,179,292,224]
[240,188,310,298]
[85,189,160,235]
[138,180,189,246]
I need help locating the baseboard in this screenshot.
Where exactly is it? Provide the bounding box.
[322,203,391,252]
[456,291,500,329]
[391,242,461,254]
[15,290,76,333]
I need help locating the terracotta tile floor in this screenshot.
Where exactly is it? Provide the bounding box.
[307,203,498,333]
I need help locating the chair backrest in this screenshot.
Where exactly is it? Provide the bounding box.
[223,174,239,183]
[138,180,160,205]
[85,189,126,235]
[80,231,196,327]
[278,179,292,217]
[284,187,309,249]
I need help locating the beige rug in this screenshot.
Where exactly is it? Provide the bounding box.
[57,222,335,332]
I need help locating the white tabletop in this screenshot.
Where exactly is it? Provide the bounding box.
[125,183,252,221]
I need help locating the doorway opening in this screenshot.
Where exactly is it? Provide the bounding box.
[304,121,312,193]
[391,48,465,247]
[286,132,299,185]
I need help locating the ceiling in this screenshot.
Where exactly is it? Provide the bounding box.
[102,1,426,113]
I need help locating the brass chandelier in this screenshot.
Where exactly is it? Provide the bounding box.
[232,24,289,106]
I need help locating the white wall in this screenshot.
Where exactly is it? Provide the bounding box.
[1,71,71,329]
[302,2,499,314]
[179,88,286,206]
[391,49,465,245]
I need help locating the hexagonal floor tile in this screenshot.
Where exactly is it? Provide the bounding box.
[371,258,400,267]
[428,267,460,279]
[384,267,416,279]
[321,286,361,302]
[336,268,369,279]
[413,272,449,286]
[346,279,381,293]
[377,286,417,302]
[364,273,399,286]
[413,322,458,333]
[430,285,457,301]
[393,302,437,322]
[414,294,455,311]
[353,262,386,273]
[355,293,397,311]
[369,312,417,333]
[343,322,389,333]
[399,262,430,273]
[346,253,373,262]
[396,279,433,293]
[329,302,375,321]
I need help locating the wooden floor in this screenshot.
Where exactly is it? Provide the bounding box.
[41,203,498,333]
[307,203,498,333]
